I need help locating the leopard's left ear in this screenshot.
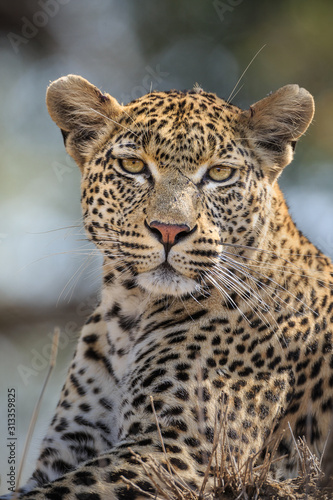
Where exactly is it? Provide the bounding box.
[46,75,123,170]
[240,85,315,181]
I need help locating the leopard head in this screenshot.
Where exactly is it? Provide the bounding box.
[46,75,314,297]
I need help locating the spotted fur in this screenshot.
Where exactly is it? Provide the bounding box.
[6,75,333,500]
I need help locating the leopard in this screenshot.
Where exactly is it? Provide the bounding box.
[4,74,333,500]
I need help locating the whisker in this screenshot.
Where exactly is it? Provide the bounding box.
[222,249,332,291]
[220,253,317,316]
[88,107,139,137]
[205,259,291,350]
[227,45,266,103]
[207,265,276,333]
[57,252,96,305]
[203,272,252,326]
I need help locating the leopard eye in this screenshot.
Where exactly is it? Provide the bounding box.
[207,165,233,182]
[119,158,145,174]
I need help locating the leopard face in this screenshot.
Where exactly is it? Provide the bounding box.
[62,86,311,298]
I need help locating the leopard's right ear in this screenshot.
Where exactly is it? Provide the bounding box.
[46,75,123,169]
[239,85,314,181]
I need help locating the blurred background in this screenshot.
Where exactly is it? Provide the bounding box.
[0,0,333,490]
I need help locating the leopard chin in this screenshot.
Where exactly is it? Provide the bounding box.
[136,262,200,297]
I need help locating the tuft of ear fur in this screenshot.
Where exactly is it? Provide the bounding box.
[240,85,315,181]
[46,75,123,168]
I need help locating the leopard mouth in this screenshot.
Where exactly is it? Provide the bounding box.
[136,261,200,297]
[157,261,176,274]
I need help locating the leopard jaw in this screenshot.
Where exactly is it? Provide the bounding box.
[136,262,200,296]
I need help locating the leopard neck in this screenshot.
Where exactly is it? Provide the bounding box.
[228,183,331,316]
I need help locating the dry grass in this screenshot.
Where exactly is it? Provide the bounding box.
[121,402,332,500]
[14,331,333,500]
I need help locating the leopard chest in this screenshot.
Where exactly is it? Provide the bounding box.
[109,312,291,428]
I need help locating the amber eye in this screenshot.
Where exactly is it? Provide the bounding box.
[120,158,145,174]
[207,165,233,182]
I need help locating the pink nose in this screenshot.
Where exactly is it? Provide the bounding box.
[149,221,191,246]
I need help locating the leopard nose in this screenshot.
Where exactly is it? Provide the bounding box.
[146,220,195,249]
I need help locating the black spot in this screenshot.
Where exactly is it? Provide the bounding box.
[145,399,163,412]
[157,353,180,364]
[52,460,73,474]
[106,303,121,319]
[79,403,91,413]
[199,387,211,402]
[82,334,98,344]
[297,373,306,386]
[205,426,214,443]
[267,356,281,370]
[153,380,173,392]
[84,347,101,362]
[236,344,245,354]
[60,400,71,409]
[174,388,189,400]
[99,398,113,411]
[287,348,300,362]
[161,429,179,439]
[54,418,68,432]
[70,374,86,396]
[206,357,217,367]
[106,469,138,483]
[61,431,92,443]
[310,358,323,379]
[122,279,136,290]
[322,398,333,412]
[238,367,253,377]
[191,450,210,465]
[91,314,101,323]
[136,438,153,447]
[40,447,57,460]
[170,457,189,470]
[73,471,97,486]
[227,429,238,440]
[44,487,71,500]
[119,314,140,332]
[259,405,269,419]
[161,406,184,417]
[75,494,101,500]
[142,368,166,387]
[128,422,142,435]
[132,394,146,407]
[185,437,201,449]
[311,379,323,401]
[170,418,188,431]
[212,335,221,345]
[234,396,242,409]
